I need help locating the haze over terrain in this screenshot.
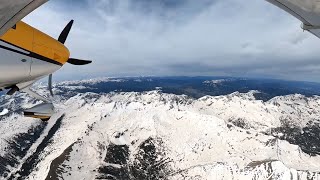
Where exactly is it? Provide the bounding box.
[23,0,320,82]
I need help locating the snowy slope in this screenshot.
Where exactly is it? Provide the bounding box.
[0,81,320,179]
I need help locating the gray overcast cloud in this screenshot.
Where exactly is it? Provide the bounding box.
[23,0,320,82]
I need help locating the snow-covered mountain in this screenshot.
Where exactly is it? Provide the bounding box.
[0,78,320,180]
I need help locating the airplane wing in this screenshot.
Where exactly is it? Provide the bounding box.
[0,0,48,36]
[266,0,320,39]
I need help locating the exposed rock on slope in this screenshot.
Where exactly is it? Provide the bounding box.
[1,89,320,179]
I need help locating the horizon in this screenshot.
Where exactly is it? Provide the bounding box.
[46,75,320,84]
[22,0,320,83]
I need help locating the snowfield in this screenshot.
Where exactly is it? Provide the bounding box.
[1,87,320,179]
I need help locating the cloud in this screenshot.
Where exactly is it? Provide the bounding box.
[23,0,320,82]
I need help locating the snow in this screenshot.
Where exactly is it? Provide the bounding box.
[0,114,40,157]
[0,109,9,116]
[203,78,246,86]
[1,87,320,179]
[56,77,127,86]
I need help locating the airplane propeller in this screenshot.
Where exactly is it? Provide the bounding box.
[67,58,92,65]
[58,20,92,66]
[58,20,74,44]
[48,20,92,97]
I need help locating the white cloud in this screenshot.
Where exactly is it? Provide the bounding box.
[23,0,320,82]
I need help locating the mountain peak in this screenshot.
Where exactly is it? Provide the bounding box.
[1,77,320,179]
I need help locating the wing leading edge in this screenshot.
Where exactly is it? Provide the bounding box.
[0,0,48,36]
[266,0,320,39]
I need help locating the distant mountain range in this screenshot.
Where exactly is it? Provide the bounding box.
[0,77,320,179]
[54,76,320,100]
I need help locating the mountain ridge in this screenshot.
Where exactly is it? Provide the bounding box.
[0,78,320,179]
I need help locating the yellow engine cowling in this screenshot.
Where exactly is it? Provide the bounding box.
[0,21,70,65]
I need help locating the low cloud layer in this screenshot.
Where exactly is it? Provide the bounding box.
[24,0,320,82]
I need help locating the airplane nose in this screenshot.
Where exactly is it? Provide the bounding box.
[33,25,70,65]
[53,44,70,65]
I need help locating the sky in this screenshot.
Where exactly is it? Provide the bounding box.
[23,0,320,82]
